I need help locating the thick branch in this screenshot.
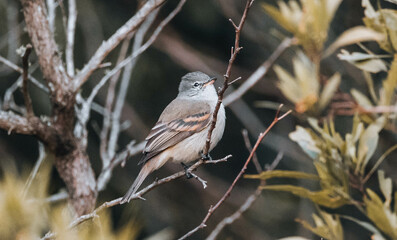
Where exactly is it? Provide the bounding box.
[73,0,166,90]
[21,0,69,103]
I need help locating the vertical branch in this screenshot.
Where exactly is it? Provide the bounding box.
[100,36,132,162]
[22,44,34,117]
[203,0,254,156]
[66,0,77,77]
[107,9,159,160]
[46,0,56,33]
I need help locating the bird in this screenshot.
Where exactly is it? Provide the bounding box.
[121,71,226,203]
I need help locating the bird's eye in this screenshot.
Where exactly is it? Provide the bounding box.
[193,82,200,87]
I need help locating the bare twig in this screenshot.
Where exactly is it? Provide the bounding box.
[100,36,132,162]
[107,9,159,161]
[84,0,185,111]
[203,0,254,156]
[206,152,283,240]
[205,188,262,240]
[23,142,46,198]
[223,37,294,106]
[73,0,167,90]
[242,129,261,173]
[22,44,34,117]
[5,1,20,64]
[179,105,292,240]
[66,0,77,77]
[97,141,146,191]
[47,155,231,234]
[0,55,47,92]
[45,189,68,203]
[46,0,56,33]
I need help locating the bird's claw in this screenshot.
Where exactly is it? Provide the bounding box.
[200,151,212,161]
[181,163,193,179]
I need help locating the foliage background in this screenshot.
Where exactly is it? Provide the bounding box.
[0,0,396,239]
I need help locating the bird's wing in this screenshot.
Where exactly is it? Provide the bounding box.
[138,99,212,165]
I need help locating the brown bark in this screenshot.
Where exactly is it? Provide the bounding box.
[20,0,97,215]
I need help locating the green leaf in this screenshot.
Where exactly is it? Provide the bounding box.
[245,170,319,181]
[261,185,349,208]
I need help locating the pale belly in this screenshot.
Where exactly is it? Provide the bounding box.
[170,104,226,163]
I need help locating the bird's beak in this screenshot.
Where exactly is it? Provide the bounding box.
[203,77,216,87]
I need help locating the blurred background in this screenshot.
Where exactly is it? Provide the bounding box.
[0,0,396,239]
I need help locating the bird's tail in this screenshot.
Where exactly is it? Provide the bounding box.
[121,163,152,203]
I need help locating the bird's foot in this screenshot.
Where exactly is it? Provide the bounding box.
[200,151,212,161]
[181,162,193,179]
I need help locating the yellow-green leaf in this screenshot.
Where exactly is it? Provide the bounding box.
[337,50,388,73]
[357,116,385,174]
[365,189,397,239]
[296,210,343,240]
[324,26,384,57]
[351,89,374,108]
[261,185,349,208]
[245,170,319,181]
[378,170,392,206]
[318,73,341,111]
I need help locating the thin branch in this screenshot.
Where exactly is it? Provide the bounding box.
[205,188,262,240]
[179,105,292,240]
[57,0,68,36]
[73,0,167,90]
[203,0,254,156]
[44,155,231,235]
[22,44,34,117]
[107,8,159,161]
[206,152,283,240]
[45,189,68,203]
[242,129,261,173]
[5,1,20,64]
[223,37,294,106]
[66,0,77,77]
[23,142,46,197]
[46,0,56,33]
[100,36,132,162]
[363,144,397,183]
[97,141,146,191]
[0,55,47,92]
[84,0,185,110]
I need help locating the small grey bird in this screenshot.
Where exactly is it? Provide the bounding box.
[121,71,226,203]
